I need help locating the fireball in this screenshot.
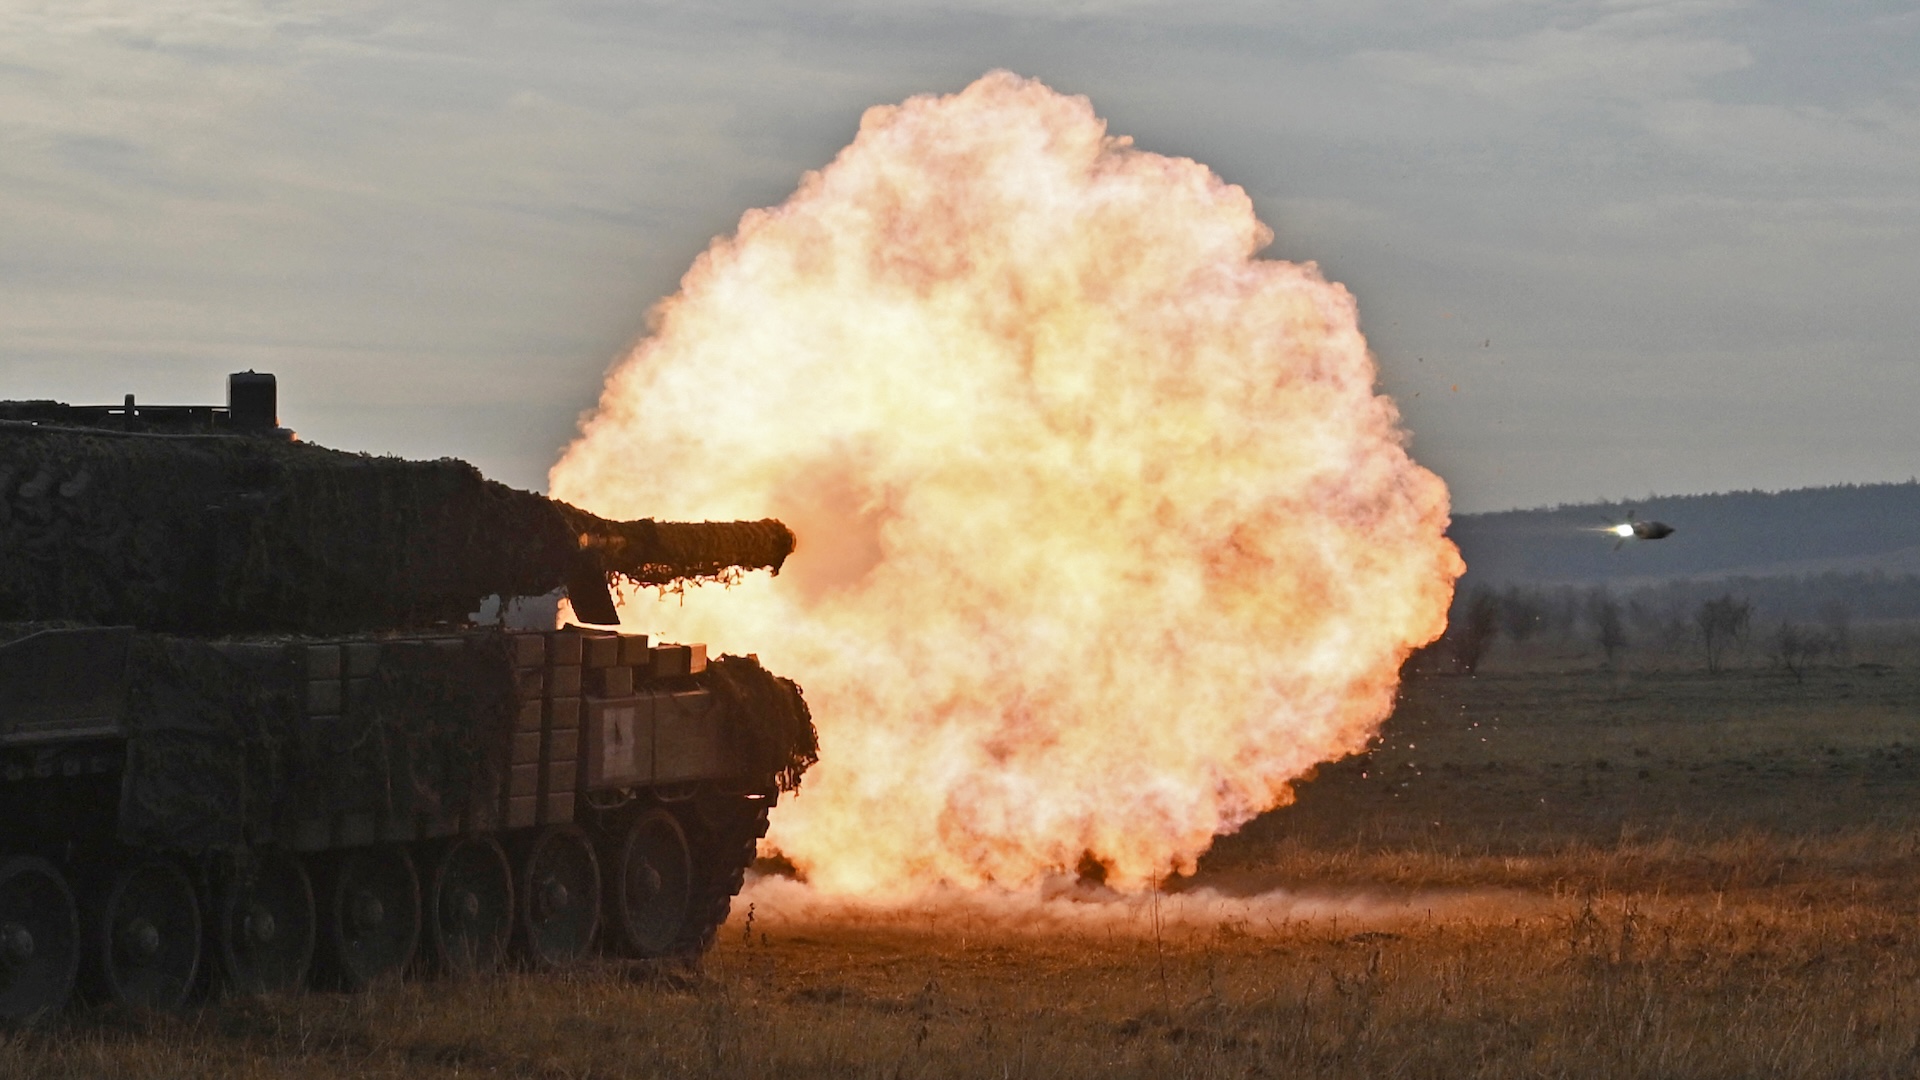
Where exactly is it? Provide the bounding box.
[552,72,1462,895]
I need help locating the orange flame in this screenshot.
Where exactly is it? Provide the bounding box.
[551,72,1462,896]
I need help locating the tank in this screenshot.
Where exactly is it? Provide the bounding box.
[0,374,817,1023]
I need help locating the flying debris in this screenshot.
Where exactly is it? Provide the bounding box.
[1608,510,1675,550]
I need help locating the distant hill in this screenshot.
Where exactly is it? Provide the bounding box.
[1451,482,1920,587]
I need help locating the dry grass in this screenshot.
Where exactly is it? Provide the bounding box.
[9,900,1920,1079]
[10,658,1920,1078]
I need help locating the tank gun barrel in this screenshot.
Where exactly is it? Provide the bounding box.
[571,513,795,587]
[559,511,794,624]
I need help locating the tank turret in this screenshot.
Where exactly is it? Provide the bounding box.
[0,373,794,633]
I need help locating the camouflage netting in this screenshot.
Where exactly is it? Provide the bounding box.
[318,636,518,828]
[0,423,795,635]
[592,518,799,587]
[116,631,519,853]
[119,635,295,852]
[704,654,819,793]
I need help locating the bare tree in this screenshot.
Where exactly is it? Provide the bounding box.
[1585,587,1628,668]
[1656,600,1694,652]
[1541,586,1581,644]
[1774,621,1817,682]
[1626,595,1660,639]
[1695,593,1752,674]
[1819,600,1853,662]
[1775,620,1798,679]
[1499,585,1545,643]
[1451,585,1502,674]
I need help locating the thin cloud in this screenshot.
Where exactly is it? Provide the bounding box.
[0,1,1914,507]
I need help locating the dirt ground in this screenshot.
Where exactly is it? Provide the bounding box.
[8,648,1920,1078]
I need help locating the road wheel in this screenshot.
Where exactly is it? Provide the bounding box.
[0,856,80,1027]
[317,847,419,991]
[92,856,202,1010]
[516,827,599,969]
[426,837,513,975]
[216,848,315,997]
[610,809,692,957]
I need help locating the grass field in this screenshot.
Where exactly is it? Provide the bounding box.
[8,647,1920,1078]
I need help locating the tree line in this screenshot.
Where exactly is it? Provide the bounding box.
[1426,575,1874,677]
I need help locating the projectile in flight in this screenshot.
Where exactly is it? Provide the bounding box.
[1608,510,1674,550]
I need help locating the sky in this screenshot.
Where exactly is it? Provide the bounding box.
[1,1,1914,513]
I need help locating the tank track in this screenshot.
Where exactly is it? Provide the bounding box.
[0,801,776,1024]
[670,796,772,956]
